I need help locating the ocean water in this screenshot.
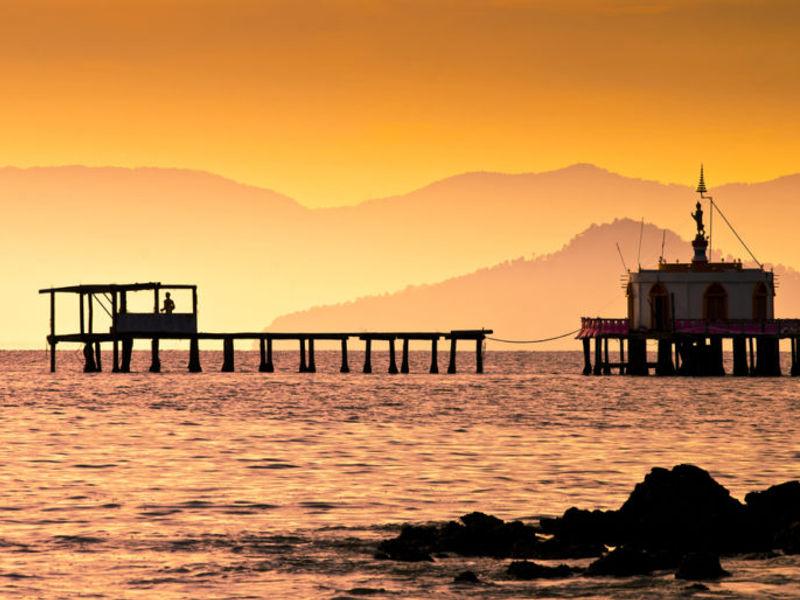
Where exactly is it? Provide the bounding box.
[1,349,799,599]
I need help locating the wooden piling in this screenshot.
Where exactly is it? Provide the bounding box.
[299,338,308,373]
[619,338,626,375]
[656,339,675,376]
[258,338,267,372]
[78,293,84,335]
[792,338,800,377]
[732,336,748,376]
[748,337,755,375]
[83,342,97,373]
[602,337,611,375]
[447,337,457,374]
[222,337,235,372]
[709,337,725,376]
[627,336,648,375]
[149,338,160,373]
[111,292,119,373]
[430,338,439,374]
[49,291,56,373]
[401,338,410,374]
[121,338,133,373]
[582,338,591,375]
[94,341,102,372]
[189,337,202,372]
[475,337,483,374]
[388,338,399,374]
[340,338,349,373]
[593,337,602,375]
[308,338,316,373]
[363,339,372,373]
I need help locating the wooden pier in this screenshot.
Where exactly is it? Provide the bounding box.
[40,283,491,374]
[579,317,799,377]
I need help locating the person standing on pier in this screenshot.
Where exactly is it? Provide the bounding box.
[161,292,175,314]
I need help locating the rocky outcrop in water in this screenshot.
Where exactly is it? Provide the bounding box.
[375,464,800,583]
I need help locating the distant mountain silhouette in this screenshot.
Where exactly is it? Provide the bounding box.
[3,164,799,347]
[269,219,800,349]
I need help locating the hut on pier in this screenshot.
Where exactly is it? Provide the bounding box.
[579,167,798,377]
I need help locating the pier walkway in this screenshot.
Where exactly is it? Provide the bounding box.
[40,283,491,374]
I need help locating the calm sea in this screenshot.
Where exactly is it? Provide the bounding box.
[1,349,799,599]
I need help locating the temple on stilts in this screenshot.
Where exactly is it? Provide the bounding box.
[579,167,799,377]
[39,282,491,374]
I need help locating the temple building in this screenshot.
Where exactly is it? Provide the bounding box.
[627,168,774,332]
[579,167,796,377]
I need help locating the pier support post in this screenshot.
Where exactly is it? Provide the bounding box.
[83,342,97,373]
[221,337,235,372]
[308,338,316,373]
[602,338,611,375]
[94,342,103,372]
[627,336,648,376]
[121,338,133,373]
[189,337,202,373]
[430,339,439,374]
[656,339,675,376]
[593,338,602,375]
[299,338,308,373]
[149,338,160,373]
[49,291,56,372]
[709,337,725,376]
[792,338,800,377]
[340,338,350,373]
[401,338,409,374]
[363,339,372,373]
[476,337,484,374]
[388,338,399,374]
[760,337,782,377]
[748,337,755,375]
[619,339,626,375]
[582,338,591,375]
[447,338,457,374]
[732,336,748,376]
[258,338,268,372]
[112,339,120,373]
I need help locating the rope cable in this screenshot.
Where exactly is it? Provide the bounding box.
[487,329,581,344]
[710,199,762,268]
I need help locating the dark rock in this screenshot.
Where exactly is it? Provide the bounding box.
[534,537,606,559]
[618,465,749,553]
[375,512,538,561]
[745,481,800,542]
[587,546,675,577]
[775,521,800,555]
[675,552,730,581]
[539,507,622,546]
[453,570,480,584]
[507,560,573,580]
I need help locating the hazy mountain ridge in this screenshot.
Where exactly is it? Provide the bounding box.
[269,218,800,349]
[3,163,799,347]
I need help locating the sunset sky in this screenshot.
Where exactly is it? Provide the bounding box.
[1,0,799,206]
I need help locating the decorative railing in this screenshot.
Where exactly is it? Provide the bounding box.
[577,317,800,338]
[577,317,630,338]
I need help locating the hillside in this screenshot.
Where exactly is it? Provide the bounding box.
[3,164,799,347]
[269,219,800,349]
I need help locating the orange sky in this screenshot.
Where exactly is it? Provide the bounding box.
[0,0,798,207]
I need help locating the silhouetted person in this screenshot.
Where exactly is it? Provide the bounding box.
[161,292,175,314]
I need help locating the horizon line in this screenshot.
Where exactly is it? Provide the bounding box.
[1,162,798,210]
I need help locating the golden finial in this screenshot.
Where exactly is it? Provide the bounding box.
[696,164,707,195]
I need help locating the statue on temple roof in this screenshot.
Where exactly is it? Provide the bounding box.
[692,201,705,236]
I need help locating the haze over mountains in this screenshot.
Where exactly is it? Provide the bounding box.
[3,164,798,348]
[271,219,800,350]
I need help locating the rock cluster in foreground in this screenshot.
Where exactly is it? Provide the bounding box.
[375,464,800,581]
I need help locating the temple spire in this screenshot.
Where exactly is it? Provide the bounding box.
[696,164,707,195]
